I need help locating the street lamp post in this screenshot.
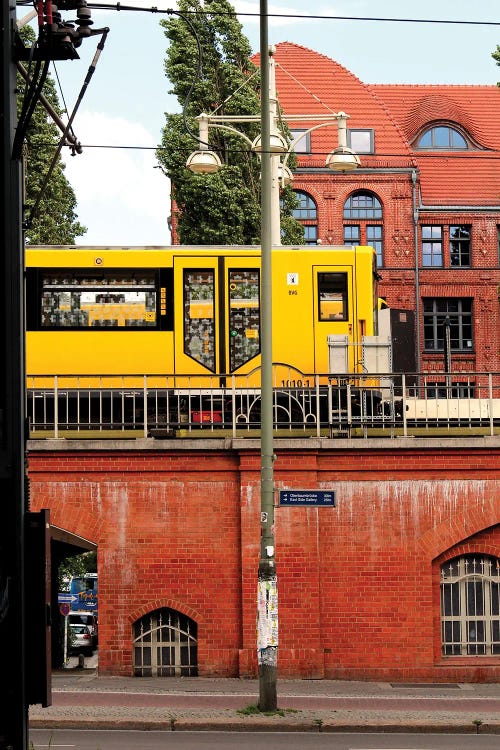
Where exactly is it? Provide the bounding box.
[187,54,360,246]
[186,28,359,710]
[256,7,277,708]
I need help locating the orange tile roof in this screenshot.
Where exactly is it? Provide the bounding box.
[253,43,500,206]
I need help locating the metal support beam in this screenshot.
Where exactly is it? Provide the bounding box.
[0,3,28,749]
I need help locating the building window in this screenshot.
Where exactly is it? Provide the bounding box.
[343,193,383,266]
[424,381,475,399]
[347,129,374,154]
[367,225,383,268]
[417,126,468,150]
[289,129,311,153]
[293,191,317,244]
[423,298,473,351]
[343,225,360,245]
[293,191,317,220]
[343,192,382,220]
[441,555,500,656]
[422,226,443,267]
[450,225,471,267]
[133,608,198,677]
[303,225,318,244]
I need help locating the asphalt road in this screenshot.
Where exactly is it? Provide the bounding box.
[29,729,500,750]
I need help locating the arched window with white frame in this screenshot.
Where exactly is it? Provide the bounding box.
[441,554,500,656]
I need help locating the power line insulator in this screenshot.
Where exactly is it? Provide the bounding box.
[75,4,93,37]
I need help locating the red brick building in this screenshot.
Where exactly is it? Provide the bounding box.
[269,42,500,376]
[29,436,500,681]
[28,44,500,683]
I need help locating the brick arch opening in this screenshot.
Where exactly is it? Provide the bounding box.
[430,524,500,666]
[128,598,203,626]
[132,606,198,677]
[418,498,500,562]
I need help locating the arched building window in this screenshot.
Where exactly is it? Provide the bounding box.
[343,191,383,267]
[416,126,468,150]
[292,191,317,245]
[441,554,500,656]
[133,607,198,676]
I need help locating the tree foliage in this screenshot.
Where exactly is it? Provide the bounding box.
[157,0,304,245]
[493,45,500,86]
[17,26,86,245]
[58,550,97,592]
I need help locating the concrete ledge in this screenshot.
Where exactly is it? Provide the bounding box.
[29,717,500,734]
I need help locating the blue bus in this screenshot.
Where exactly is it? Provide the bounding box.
[70,572,98,613]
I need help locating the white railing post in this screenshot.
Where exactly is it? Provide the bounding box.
[315,375,321,437]
[143,376,148,439]
[402,373,407,438]
[231,375,237,438]
[489,372,494,437]
[53,376,59,440]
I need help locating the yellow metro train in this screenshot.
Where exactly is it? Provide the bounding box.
[25,244,380,386]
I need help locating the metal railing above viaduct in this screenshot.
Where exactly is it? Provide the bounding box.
[26,369,500,440]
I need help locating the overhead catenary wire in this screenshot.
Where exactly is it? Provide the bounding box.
[15,2,500,27]
[15,0,500,209]
[26,140,500,159]
[14,2,499,159]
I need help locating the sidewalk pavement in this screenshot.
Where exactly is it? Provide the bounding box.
[29,668,500,733]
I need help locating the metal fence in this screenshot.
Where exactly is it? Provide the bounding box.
[26,370,500,439]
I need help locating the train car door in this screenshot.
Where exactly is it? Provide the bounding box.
[312,266,356,374]
[173,256,261,378]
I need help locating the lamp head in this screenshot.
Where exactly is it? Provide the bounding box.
[186,150,222,174]
[252,132,288,154]
[325,147,360,172]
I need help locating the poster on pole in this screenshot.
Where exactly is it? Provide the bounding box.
[257,576,278,652]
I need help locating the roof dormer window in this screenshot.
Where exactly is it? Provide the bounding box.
[416,126,468,150]
[347,129,374,154]
[289,129,311,153]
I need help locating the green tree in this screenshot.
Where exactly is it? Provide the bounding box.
[58,550,97,592]
[493,45,500,86]
[17,26,86,244]
[157,0,304,245]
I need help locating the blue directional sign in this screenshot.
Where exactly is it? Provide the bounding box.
[58,593,74,603]
[278,489,336,507]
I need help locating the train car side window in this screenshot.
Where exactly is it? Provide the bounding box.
[228,269,260,371]
[183,270,216,371]
[318,272,348,321]
[38,270,159,328]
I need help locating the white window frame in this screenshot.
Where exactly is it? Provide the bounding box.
[347,129,374,154]
[289,129,311,154]
[441,555,500,656]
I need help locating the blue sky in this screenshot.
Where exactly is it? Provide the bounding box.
[19,0,500,245]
